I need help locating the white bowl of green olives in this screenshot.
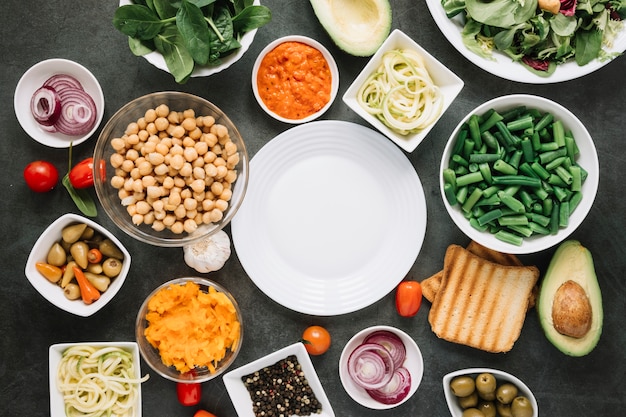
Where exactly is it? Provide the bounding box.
[25,213,131,317]
[443,368,537,417]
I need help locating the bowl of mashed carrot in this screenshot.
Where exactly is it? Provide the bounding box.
[135,276,243,383]
[252,35,339,124]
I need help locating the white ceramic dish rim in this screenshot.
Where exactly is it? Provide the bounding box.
[251,35,340,124]
[338,325,424,410]
[425,0,626,84]
[49,342,142,417]
[223,342,335,417]
[439,94,599,254]
[342,29,464,153]
[24,213,131,317]
[14,58,105,148]
[118,0,260,77]
[442,367,538,417]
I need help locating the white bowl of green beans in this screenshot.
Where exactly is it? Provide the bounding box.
[440,94,598,254]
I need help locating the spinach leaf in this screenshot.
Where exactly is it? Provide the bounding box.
[128,36,156,56]
[153,0,178,18]
[232,0,254,14]
[62,175,97,218]
[208,5,235,56]
[575,28,603,65]
[154,25,195,82]
[550,13,577,37]
[232,5,272,33]
[177,0,212,65]
[113,5,164,40]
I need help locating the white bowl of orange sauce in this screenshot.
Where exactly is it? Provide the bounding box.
[252,35,339,124]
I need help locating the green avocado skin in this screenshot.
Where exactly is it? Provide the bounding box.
[537,240,603,357]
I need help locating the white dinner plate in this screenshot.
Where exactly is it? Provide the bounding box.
[425,0,626,83]
[231,121,427,316]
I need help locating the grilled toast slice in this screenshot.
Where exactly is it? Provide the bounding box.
[428,244,540,353]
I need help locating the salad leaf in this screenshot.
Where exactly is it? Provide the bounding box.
[177,0,212,65]
[154,25,195,82]
[575,28,604,65]
[465,0,538,28]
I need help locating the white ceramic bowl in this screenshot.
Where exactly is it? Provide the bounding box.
[440,94,599,254]
[252,35,339,124]
[24,213,131,317]
[339,325,424,409]
[223,342,335,417]
[343,29,464,153]
[443,368,538,417]
[49,342,143,417]
[14,58,105,148]
[118,0,261,78]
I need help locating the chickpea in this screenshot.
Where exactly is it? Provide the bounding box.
[145,108,157,122]
[155,104,169,118]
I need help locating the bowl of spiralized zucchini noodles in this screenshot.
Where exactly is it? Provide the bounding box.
[49,342,148,417]
[343,29,464,153]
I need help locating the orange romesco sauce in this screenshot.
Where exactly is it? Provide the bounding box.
[257,41,332,120]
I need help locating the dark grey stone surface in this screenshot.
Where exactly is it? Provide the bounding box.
[1,1,624,416]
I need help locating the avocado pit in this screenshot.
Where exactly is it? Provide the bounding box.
[551,280,592,338]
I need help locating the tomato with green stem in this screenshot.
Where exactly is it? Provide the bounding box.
[24,160,59,192]
[395,281,422,317]
[302,325,331,355]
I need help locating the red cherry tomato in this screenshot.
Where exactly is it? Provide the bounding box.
[68,157,94,189]
[24,160,59,192]
[176,382,201,406]
[302,325,331,356]
[194,411,218,417]
[395,281,423,317]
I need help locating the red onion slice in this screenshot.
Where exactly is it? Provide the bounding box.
[347,342,395,390]
[366,366,412,405]
[30,86,61,126]
[54,87,97,136]
[363,330,407,368]
[42,74,84,91]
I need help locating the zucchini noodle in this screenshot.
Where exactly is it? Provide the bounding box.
[357,49,444,135]
[57,345,149,417]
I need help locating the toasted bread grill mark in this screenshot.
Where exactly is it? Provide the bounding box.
[428,245,540,353]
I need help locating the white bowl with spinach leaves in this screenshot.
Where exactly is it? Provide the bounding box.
[114,0,271,83]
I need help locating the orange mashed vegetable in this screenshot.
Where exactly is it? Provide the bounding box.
[257,41,332,120]
[144,281,241,374]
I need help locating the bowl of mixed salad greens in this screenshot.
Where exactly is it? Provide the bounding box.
[426,0,625,83]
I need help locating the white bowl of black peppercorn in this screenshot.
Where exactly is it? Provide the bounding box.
[222,342,335,417]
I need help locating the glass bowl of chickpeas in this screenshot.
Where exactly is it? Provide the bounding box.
[93,91,249,247]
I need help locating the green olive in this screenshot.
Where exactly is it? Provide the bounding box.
[478,401,497,417]
[496,401,513,417]
[462,408,485,417]
[511,396,534,417]
[63,283,81,300]
[99,239,124,260]
[62,223,88,244]
[475,373,497,400]
[458,391,479,409]
[496,383,519,405]
[70,241,89,269]
[450,376,476,398]
[47,242,67,267]
[102,258,123,278]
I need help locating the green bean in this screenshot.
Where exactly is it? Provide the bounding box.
[478,208,504,226]
[507,150,523,169]
[559,200,570,227]
[527,212,551,227]
[494,159,518,175]
[521,138,534,163]
[519,162,539,178]
[495,230,523,246]
[542,198,553,216]
[506,115,534,131]
[492,175,541,187]
[498,214,529,226]
[470,218,489,232]
[462,187,484,213]
[518,189,535,209]
[475,193,501,207]
[443,168,457,188]
[530,161,550,180]
[545,156,567,170]
[555,165,573,185]
[498,191,526,213]
[468,114,482,148]
[463,139,475,160]
[539,147,567,164]
[534,112,553,131]
[469,153,501,163]
[528,222,550,235]
[569,191,583,213]
[456,171,484,187]
[539,142,559,152]
[550,202,560,234]
[444,183,457,205]
[507,224,533,237]
[479,162,493,184]
[456,186,468,204]
[479,110,503,132]
[481,131,500,149]
[553,119,565,147]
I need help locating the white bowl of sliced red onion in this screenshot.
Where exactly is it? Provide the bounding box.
[339,325,424,409]
[14,58,104,148]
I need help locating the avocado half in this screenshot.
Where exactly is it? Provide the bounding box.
[537,240,603,357]
[309,0,392,57]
